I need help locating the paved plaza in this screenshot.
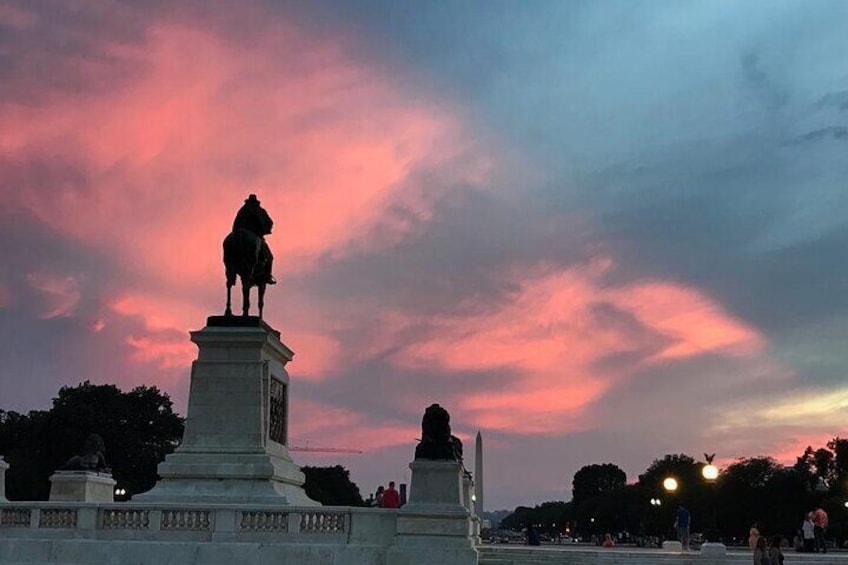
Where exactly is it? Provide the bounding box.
[479,544,847,564]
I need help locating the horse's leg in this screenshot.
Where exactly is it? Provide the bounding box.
[242,278,251,316]
[225,282,233,316]
[258,283,266,319]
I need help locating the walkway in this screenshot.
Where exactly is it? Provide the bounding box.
[479,545,847,564]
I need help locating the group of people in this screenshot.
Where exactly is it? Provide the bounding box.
[748,505,828,563]
[794,507,829,553]
[370,481,402,509]
[751,534,785,565]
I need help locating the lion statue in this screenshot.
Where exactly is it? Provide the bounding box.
[414,403,463,461]
[60,433,110,472]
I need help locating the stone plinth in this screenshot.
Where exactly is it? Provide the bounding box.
[0,456,8,501]
[136,321,317,505]
[701,542,727,557]
[49,471,116,503]
[388,460,477,565]
[661,540,682,551]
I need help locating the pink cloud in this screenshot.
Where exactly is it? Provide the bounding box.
[289,399,419,452]
[125,333,194,370]
[391,258,767,434]
[5,16,487,289]
[26,272,82,319]
[0,4,495,397]
[0,2,36,30]
[0,283,11,308]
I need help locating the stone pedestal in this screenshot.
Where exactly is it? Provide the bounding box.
[700,542,727,557]
[0,456,8,501]
[387,460,477,565]
[137,318,317,505]
[662,540,683,551]
[49,471,116,503]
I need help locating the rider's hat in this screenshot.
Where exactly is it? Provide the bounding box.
[245,194,260,204]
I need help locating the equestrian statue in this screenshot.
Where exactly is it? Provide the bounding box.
[223,194,277,318]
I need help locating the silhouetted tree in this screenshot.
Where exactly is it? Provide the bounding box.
[302,465,365,506]
[0,381,184,500]
[501,501,573,536]
[572,463,627,505]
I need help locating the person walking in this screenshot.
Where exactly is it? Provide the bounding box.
[802,512,815,552]
[381,481,401,509]
[753,537,771,565]
[748,522,760,551]
[372,486,384,508]
[812,506,828,553]
[673,505,691,551]
[768,535,784,565]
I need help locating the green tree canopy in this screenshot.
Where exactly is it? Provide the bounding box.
[0,381,184,500]
[638,453,701,497]
[572,463,627,505]
[302,465,365,506]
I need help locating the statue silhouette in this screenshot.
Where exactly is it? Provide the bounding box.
[223,194,276,318]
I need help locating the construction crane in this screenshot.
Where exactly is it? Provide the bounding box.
[288,440,363,454]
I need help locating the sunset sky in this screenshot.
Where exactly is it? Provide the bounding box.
[1,0,848,510]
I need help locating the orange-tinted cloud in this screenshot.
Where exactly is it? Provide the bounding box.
[392,258,766,434]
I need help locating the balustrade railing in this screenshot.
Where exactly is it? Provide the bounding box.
[0,503,362,542]
[240,510,288,532]
[100,508,150,530]
[39,508,78,529]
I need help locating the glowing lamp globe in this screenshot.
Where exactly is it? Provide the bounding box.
[663,477,678,492]
[702,464,719,481]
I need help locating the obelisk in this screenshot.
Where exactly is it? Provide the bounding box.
[474,430,483,517]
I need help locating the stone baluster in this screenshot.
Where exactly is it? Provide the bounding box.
[0,456,8,501]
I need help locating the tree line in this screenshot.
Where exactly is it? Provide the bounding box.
[0,382,363,506]
[501,445,848,546]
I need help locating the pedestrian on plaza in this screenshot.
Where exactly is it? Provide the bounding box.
[673,505,691,551]
[380,481,401,509]
[753,536,771,565]
[602,533,615,548]
[768,535,785,565]
[802,512,815,552]
[372,486,384,507]
[812,506,828,553]
[748,522,760,551]
[526,524,541,546]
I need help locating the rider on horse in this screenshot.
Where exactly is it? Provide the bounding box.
[232,194,276,285]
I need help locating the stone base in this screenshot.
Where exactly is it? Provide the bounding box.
[661,540,682,551]
[49,471,116,503]
[700,542,727,557]
[135,450,318,505]
[388,460,477,565]
[405,460,466,512]
[135,322,317,506]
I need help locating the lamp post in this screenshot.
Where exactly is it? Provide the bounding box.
[660,477,681,550]
[700,453,726,556]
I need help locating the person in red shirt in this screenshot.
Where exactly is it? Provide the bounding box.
[813,506,829,553]
[380,481,401,509]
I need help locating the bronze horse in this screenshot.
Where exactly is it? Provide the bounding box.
[223,229,270,318]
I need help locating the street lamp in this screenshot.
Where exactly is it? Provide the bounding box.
[702,453,719,482]
[663,477,678,493]
[701,453,726,556]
